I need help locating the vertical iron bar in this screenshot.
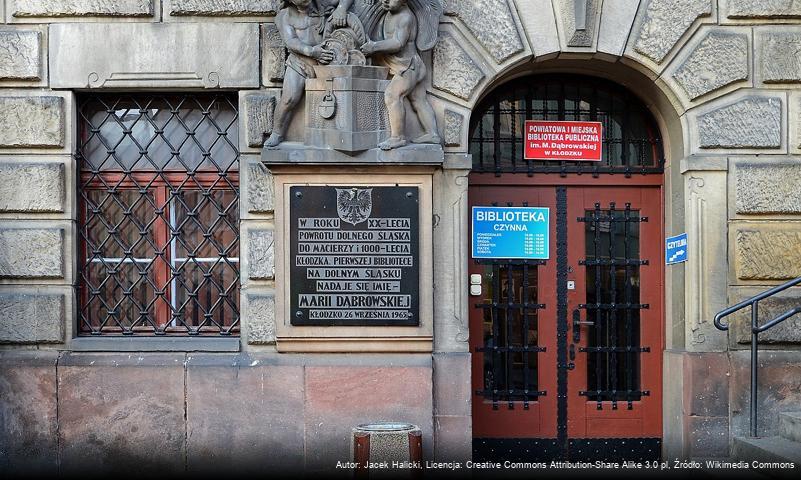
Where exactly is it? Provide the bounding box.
[522,261,530,409]
[510,97,517,172]
[624,203,634,409]
[478,117,485,171]
[609,203,618,409]
[491,262,501,409]
[525,88,533,177]
[751,301,759,437]
[594,202,603,408]
[506,264,514,409]
[493,100,502,175]
[558,82,567,176]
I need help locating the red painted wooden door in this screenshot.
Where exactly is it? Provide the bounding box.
[469,179,664,454]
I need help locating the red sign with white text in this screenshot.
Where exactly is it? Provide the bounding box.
[524,120,603,161]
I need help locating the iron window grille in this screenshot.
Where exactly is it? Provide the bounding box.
[76,93,240,336]
[469,74,665,176]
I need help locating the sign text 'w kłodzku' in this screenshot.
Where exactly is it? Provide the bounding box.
[524,120,603,161]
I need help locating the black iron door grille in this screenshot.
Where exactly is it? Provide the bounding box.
[475,202,546,410]
[577,202,650,409]
[76,93,240,336]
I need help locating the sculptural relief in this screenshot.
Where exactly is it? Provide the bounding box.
[265,0,443,153]
[359,0,442,150]
[265,0,354,147]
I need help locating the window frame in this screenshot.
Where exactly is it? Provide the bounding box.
[74,93,242,340]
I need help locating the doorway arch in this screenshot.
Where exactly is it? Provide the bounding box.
[467,72,671,461]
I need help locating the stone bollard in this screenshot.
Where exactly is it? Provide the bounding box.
[352,422,422,478]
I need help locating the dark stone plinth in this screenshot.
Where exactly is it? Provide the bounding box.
[0,351,59,475]
[186,356,305,474]
[58,353,186,475]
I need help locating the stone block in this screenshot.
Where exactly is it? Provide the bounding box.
[246,294,275,345]
[245,159,275,213]
[446,0,524,63]
[186,360,304,473]
[726,0,801,19]
[734,228,801,281]
[730,350,801,437]
[730,287,801,344]
[597,0,640,57]
[58,354,186,475]
[433,353,471,417]
[683,352,729,416]
[735,161,801,214]
[0,351,59,475]
[687,416,729,458]
[697,96,782,149]
[248,229,274,280]
[672,31,748,100]
[49,23,259,89]
[9,0,154,17]
[759,32,801,84]
[432,168,469,353]
[0,293,63,343]
[245,93,277,148]
[304,366,433,470]
[0,162,64,212]
[168,0,279,16]
[262,23,286,83]
[515,0,560,58]
[633,0,713,64]
[443,110,464,147]
[684,173,729,352]
[434,415,472,462]
[432,32,485,101]
[0,29,40,80]
[555,0,599,48]
[0,228,63,278]
[0,96,64,148]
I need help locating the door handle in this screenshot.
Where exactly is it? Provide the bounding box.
[572,309,594,343]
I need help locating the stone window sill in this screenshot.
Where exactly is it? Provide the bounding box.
[69,337,240,352]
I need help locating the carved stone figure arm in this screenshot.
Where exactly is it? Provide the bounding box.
[276,10,314,57]
[276,9,333,63]
[361,12,414,56]
[330,0,354,27]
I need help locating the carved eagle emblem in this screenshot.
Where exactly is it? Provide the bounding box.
[336,188,373,225]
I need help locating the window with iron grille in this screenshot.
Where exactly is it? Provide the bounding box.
[470,74,664,176]
[76,94,240,336]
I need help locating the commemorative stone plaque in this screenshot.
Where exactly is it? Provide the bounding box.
[289,186,420,327]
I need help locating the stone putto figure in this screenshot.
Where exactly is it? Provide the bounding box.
[265,0,354,147]
[358,0,443,150]
[264,0,443,152]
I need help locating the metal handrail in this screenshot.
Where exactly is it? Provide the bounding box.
[713,276,801,437]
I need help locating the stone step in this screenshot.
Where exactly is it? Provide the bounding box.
[778,412,801,443]
[732,435,801,468]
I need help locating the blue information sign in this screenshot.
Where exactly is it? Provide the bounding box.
[472,206,550,259]
[666,233,688,265]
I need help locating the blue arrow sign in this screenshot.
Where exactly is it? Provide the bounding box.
[471,206,550,259]
[666,233,688,265]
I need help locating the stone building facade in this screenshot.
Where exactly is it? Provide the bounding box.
[1,0,800,475]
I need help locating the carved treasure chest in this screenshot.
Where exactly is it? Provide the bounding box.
[305,64,391,154]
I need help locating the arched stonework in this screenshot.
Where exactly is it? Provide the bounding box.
[427,0,801,462]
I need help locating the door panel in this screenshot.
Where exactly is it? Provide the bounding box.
[470,183,664,452]
[566,187,663,439]
[469,186,556,438]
